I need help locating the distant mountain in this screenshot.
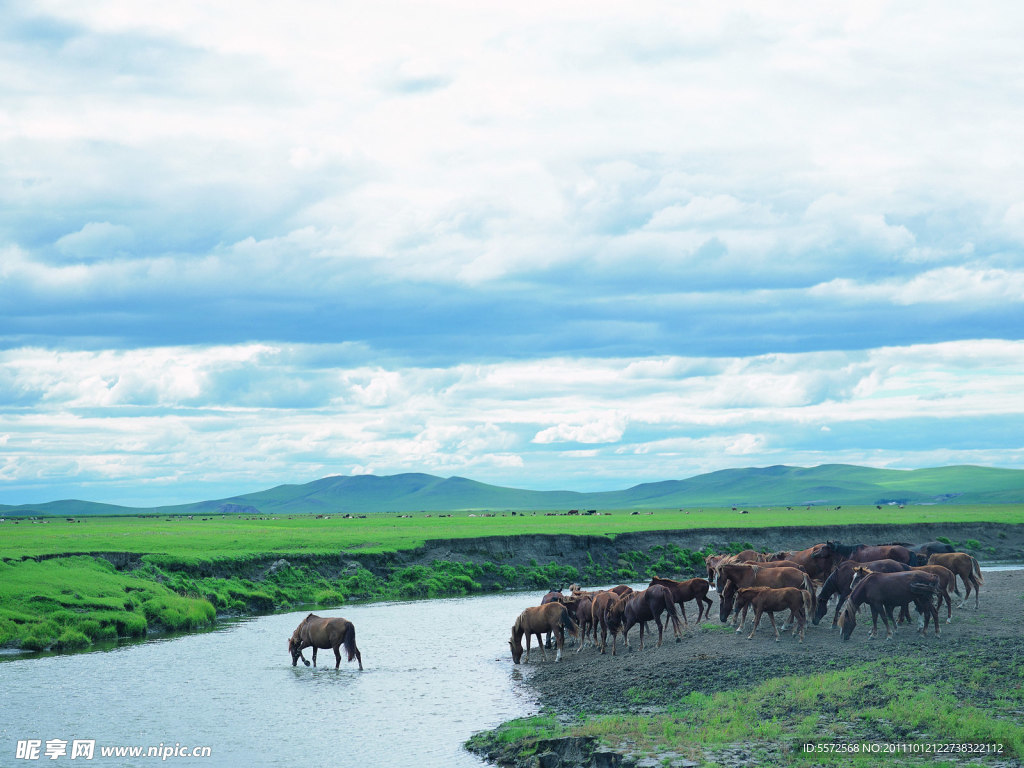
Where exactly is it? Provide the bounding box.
[3,464,1024,517]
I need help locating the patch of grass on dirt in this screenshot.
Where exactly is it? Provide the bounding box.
[499,646,1023,766]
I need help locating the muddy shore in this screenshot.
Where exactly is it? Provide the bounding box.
[473,568,1024,768]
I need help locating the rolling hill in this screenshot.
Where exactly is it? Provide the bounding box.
[3,464,1024,517]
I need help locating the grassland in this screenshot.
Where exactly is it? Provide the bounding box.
[4,504,1023,560]
[2,504,1020,654]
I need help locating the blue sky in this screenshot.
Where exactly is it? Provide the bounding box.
[2,1,1023,506]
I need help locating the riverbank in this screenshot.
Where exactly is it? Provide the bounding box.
[3,519,1022,652]
[468,569,1024,768]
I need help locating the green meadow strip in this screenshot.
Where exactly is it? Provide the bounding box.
[2,504,1021,560]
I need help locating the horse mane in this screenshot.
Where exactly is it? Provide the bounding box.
[828,540,862,557]
[818,567,840,601]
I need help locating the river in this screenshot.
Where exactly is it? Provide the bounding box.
[0,591,547,767]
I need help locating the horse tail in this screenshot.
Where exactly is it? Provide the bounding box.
[801,587,812,621]
[802,573,817,606]
[970,556,984,585]
[561,606,580,639]
[664,589,680,622]
[344,623,359,663]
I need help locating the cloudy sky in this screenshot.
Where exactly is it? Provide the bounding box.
[2,1,1023,506]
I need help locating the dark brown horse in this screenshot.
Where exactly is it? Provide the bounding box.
[774,543,839,581]
[927,552,984,609]
[590,590,622,654]
[907,541,956,564]
[838,570,941,640]
[566,592,596,651]
[605,585,681,654]
[509,603,579,663]
[820,540,913,565]
[288,613,363,670]
[649,576,713,624]
[812,559,911,628]
[717,563,816,626]
[733,587,812,642]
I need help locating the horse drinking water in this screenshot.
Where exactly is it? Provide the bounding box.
[509,602,579,663]
[288,613,363,670]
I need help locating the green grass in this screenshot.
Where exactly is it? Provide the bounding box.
[3,504,1022,560]
[0,557,215,651]
[480,651,1024,765]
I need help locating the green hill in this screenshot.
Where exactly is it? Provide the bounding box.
[3,464,1024,517]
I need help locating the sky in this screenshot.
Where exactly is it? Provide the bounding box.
[2,1,1023,506]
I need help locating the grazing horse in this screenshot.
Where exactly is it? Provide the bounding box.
[838,570,941,641]
[649,577,713,625]
[733,587,812,642]
[509,603,579,663]
[812,559,911,628]
[821,540,913,565]
[288,613,363,670]
[605,585,681,654]
[717,563,816,627]
[927,553,984,609]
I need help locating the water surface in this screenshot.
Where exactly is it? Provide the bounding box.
[1,592,544,767]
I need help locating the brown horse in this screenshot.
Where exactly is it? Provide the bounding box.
[605,585,681,654]
[812,559,910,628]
[590,590,622,654]
[774,543,838,581]
[733,587,811,642]
[908,564,958,622]
[927,552,983,608]
[838,570,941,640]
[288,613,363,670]
[509,603,579,663]
[648,576,713,624]
[717,563,816,626]
[567,592,596,651]
[821,540,913,565]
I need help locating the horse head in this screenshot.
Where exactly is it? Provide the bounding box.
[605,595,627,634]
[837,598,857,641]
[718,582,736,623]
[508,625,524,664]
[288,633,311,667]
[849,566,873,590]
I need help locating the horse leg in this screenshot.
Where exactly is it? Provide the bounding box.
[536,632,547,662]
[868,606,879,639]
[524,633,531,663]
[882,606,895,640]
[701,596,712,623]
[971,576,980,610]
[555,629,563,662]
[654,614,665,649]
[768,611,780,642]
[311,647,318,667]
[747,608,762,640]
[333,643,342,670]
[943,589,952,623]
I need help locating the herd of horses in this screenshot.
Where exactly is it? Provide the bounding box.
[280,538,985,669]
[507,539,986,662]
